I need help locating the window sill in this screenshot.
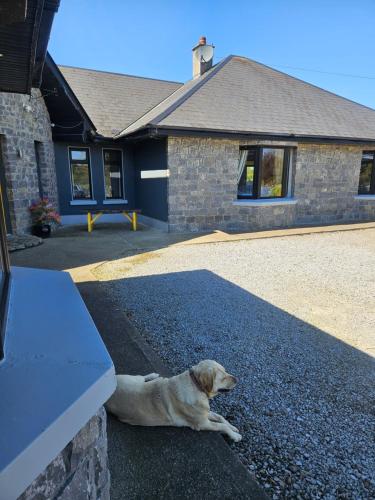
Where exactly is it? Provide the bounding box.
[233,198,298,207]
[0,267,115,499]
[70,200,97,206]
[354,195,375,200]
[103,199,128,205]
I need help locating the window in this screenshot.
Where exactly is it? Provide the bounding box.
[358,151,375,195]
[103,149,124,199]
[237,147,290,199]
[69,148,93,200]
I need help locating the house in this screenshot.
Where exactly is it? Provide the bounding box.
[40,37,375,233]
[41,53,182,229]
[0,2,115,498]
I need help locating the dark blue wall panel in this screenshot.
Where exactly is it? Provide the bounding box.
[54,142,135,215]
[132,138,168,221]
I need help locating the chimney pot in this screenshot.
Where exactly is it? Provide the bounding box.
[192,36,214,79]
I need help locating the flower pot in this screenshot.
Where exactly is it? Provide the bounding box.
[32,224,51,238]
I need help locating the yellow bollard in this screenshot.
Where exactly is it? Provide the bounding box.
[87,212,92,233]
[132,211,137,231]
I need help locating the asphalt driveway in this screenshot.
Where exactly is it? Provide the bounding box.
[94,227,375,499]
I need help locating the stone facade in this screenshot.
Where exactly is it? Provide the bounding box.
[0,88,58,233]
[167,136,375,232]
[19,407,110,500]
[295,143,375,224]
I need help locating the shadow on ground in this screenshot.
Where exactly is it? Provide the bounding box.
[89,270,375,499]
[78,278,266,500]
[11,227,375,498]
[9,223,199,271]
[10,232,268,499]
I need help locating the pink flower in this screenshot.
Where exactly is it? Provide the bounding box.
[29,198,61,227]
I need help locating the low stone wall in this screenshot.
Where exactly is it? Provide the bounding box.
[18,407,110,500]
[167,136,375,232]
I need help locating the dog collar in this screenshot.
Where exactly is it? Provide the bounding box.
[189,368,208,396]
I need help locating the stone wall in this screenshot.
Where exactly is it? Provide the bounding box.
[19,407,110,500]
[295,143,375,224]
[0,88,58,233]
[167,136,375,232]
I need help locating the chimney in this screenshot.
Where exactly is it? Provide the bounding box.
[192,36,214,79]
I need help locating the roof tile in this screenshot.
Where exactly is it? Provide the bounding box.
[61,56,375,141]
[59,66,182,137]
[120,56,375,141]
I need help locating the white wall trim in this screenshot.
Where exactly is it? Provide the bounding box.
[103,199,128,205]
[141,169,170,179]
[70,200,97,206]
[354,194,375,200]
[233,198,298,207]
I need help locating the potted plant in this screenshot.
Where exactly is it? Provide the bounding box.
[29,198,61,238]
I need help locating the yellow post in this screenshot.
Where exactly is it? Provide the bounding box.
[132,211,137,231]
[87,212,92,233]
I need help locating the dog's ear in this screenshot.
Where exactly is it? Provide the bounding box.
[195,366,215,396]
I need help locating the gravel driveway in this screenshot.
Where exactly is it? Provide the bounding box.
[95,229,375,499]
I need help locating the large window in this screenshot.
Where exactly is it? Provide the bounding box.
[103,149,124,199]
[358,151,375,195]
[69,148,93,200]
[238,147,290,199]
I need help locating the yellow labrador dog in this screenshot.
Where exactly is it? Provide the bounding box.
[105,360,242,442]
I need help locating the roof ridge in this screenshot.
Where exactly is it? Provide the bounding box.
[115,55,234,138]
[230,55,375,113]
[58,64,183,85]
[151,56,234,126]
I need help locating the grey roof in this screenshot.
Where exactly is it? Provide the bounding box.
[117,55,375,141]
[58,65,182,137]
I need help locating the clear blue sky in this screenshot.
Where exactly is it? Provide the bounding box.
[49,0,375,109]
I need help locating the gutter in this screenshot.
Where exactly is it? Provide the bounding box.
[121,125,375,146]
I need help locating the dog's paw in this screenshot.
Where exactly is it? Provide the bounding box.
[231,432,242,442]
[227,423,239,433]
[144,373,160,382]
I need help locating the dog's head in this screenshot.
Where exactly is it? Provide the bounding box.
[190,360,238,399]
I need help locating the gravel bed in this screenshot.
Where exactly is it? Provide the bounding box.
[95,229,375,499]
